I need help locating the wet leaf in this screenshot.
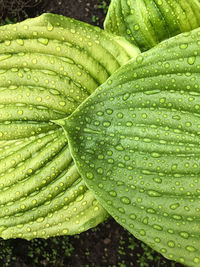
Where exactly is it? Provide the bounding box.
[0,13,139,239]
[61,27,200,266]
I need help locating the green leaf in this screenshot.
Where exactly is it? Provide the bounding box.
[0,13,139,239]
[0,130,108,239]
[60,27,200,266]
[104,0,200,51]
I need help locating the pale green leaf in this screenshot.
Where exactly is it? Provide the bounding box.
[60,28,200,266]
[0,13,139,239]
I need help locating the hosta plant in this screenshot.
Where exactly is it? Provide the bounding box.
[1,1,200,266]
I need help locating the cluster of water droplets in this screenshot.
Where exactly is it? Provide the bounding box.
[64,27,200,266]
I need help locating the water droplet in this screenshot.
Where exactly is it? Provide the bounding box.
[117,112,123,119]
[16,39,24,46]
[172,115,181,120]
[120,196,131,205]
[106,109,113,115]
[136,55,144,64]
[116,144,124,151]
[130,213,137,220]
[153,224,163,231]
[167,240,175,248]
[194,257,200,264]
[103,121,111,127]
[142,217,149,225]
[151,152,161,158]
[126,121,133,127]
[47,22,53,31]
[134,24,139,31]
[153,177,162,184]
[147,208,156,214]
[59,101,66,106]
[123,93,130,101]
[187,56,196,65]
[139,229,146,236]
[98,183,103,188]
[37,217,44,223]
[170,203,180,210]
[186,245,196,252]
[97,111,104,116]
[142,113,147,119]
[17,110,23,115]
[144,90,160,95]
[109,191,117,197]
[38,38,49,45]
[97,168,103,174]
[180,44,188,49]
[63,229,69,234]
[118,207,125,213]
[86,172,93,180]
[32,58,37,64]
[172,214,182,220]
[147,190,161,197]
[180,232,189,239]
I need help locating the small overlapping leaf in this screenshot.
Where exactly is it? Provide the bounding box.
[104,0,200,51]
[0,13,139,239]
[60,28,200,266]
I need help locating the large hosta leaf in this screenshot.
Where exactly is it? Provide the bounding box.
[104,0,200,51]
[60,28,200,266]
[0,13,139,239]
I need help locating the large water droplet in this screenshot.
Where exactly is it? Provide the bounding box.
[170,203,180,210]
[186,245,196,252]
[120,196,131,205]
[187,57,196,65]
[86,172,94,180]
[147,190,161,197]
[167,240,175,248]
[109,191,117,197]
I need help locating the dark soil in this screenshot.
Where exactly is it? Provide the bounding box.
[0,0,110,28]
[1,218,183,267]
[0,1,185,267]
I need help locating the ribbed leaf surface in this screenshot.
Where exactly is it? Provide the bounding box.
[104,0,200,51]
[0,13,139,239]
[62,28,200,266]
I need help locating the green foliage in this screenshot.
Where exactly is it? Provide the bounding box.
[27,237,74,265]
[0,236,74,266]
[1,1,200,266]
[0,13,139,240]
[104,0,200,51]
[0,17,18,26]
[0,239,14,266]
[98,0,109,14]
[91,15,100,26]
[60,27,200,266]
